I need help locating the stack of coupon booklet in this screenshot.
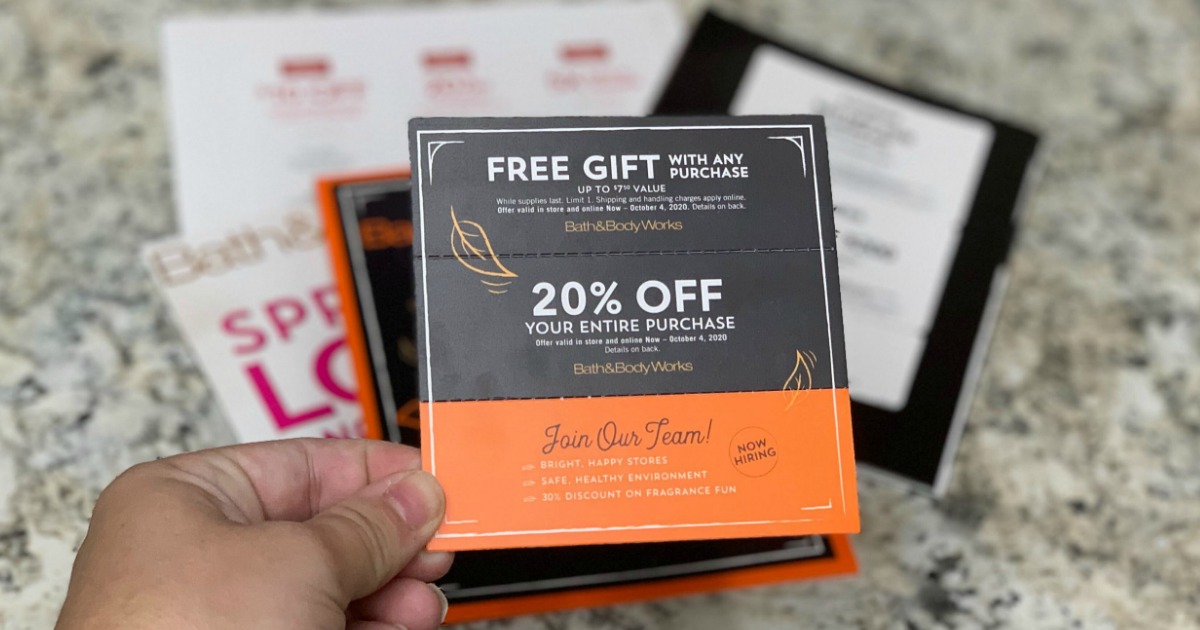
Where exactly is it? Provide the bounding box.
[145,3,1037,622]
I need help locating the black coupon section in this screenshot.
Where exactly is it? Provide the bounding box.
[417,251,847,402]
[410,117,834,256]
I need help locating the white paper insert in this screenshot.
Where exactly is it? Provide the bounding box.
[141,215,364,443]
[162,1,685,236]
[731,46,994,411]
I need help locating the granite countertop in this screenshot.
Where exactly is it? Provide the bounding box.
[2,0,1199,627]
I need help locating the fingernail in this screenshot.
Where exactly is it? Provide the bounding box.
[429,583,449,623]
[385,471,442,528]
[419,550,455,567]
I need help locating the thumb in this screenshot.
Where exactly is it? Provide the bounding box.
[303,469,445,604]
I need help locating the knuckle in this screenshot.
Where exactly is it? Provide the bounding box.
[317,503,397,577]
[298,523,342,574]
[94,461,165,511]
[109,460,159,487]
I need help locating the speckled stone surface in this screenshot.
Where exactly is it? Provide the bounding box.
[2,0,1199,627]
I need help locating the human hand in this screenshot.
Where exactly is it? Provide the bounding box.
[56,438,450,630]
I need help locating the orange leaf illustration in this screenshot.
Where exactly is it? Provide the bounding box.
[782,350,818,411]
[450,208,517,292]
[450,207,517,277]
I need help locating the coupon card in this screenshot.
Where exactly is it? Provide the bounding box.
[318,172,858,623]
[410,116,858,550]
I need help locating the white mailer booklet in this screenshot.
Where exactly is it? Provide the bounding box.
[147,1,685,443]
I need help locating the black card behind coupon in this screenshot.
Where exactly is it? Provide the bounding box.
[656,12,1039,491]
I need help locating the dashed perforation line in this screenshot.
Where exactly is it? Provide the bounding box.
[419,246,836,260]
[421,386,844,404]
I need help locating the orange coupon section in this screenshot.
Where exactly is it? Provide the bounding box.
[423,388,858,551]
